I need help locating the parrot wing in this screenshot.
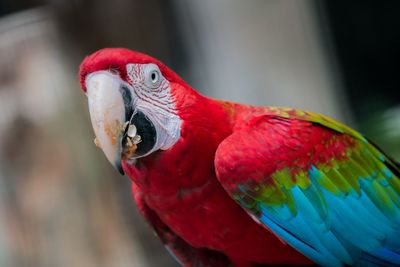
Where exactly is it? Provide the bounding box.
[132,183,233,267]
[215,108,400,267]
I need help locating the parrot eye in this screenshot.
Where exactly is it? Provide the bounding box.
[144,64,162,88]
[150,70,159,84]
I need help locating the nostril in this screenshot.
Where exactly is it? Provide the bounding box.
[109,68,119,75]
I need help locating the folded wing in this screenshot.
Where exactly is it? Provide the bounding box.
[215,109,400,266]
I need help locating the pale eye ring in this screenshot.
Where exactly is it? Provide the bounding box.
[150,70,160,84]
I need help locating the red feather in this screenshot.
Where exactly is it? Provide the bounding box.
[122,100,312,265]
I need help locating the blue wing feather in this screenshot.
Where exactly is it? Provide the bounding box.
[256,166,400,266]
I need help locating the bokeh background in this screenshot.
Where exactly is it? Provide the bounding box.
[0,1,399,266]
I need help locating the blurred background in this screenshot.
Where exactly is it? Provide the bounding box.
[0,1,399,266]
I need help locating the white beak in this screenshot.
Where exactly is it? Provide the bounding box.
[86,71,126,174]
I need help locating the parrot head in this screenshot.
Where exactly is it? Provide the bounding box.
[79,48,188,174]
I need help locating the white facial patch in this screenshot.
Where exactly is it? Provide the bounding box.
[126,63,181,155]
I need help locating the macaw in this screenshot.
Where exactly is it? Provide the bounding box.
[79,48,400,267]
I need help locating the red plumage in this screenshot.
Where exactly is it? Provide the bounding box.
[217,115,356,188]
[123,97,312,265]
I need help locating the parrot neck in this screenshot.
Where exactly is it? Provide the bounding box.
[124,87,237,210]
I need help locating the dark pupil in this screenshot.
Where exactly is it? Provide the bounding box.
[151,72,157,81]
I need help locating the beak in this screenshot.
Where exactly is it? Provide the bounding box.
[86,72,127,174]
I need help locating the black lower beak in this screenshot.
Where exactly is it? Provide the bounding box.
[116,110,157,174]
[128,111,157,156]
